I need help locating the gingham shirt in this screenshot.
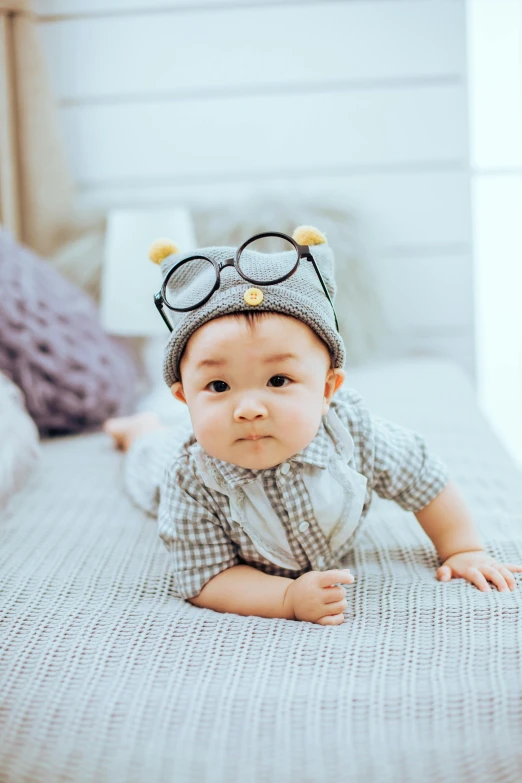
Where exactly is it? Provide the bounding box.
[156,386,449,600]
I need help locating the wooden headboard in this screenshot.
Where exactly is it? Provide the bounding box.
[33,0,475,377]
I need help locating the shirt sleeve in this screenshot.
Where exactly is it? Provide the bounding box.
[158,455,240,600]
[371,415,450,512]
[331,385,450,513]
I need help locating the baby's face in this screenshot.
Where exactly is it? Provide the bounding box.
[171,313,344,470]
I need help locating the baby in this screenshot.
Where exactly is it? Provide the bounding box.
[105,225,521,625]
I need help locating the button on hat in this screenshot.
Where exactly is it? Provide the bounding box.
[244,288,264,306]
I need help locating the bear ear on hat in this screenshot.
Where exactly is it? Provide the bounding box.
[148,238,179,265]
[292,226,327,246]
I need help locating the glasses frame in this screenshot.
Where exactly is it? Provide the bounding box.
[154,230,339,332]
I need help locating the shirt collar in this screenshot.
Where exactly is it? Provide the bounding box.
[202,417,331,490]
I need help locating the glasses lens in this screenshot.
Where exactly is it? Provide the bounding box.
[163,256,216,310]
[237,235,298,284]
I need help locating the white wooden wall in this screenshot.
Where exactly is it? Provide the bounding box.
[34,0,475,377]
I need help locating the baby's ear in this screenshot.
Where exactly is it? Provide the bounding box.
[292,226,328,246]
[148,238,180,265]
[171,382,187,404]
[322,368,345,415]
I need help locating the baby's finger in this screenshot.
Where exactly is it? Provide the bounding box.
[323,586,346,603]
[503,564,522,572]
[481,566,510,592]
[322,598,348,615]
[465,567,491,592]
[497,566,517,590]
[318,570,354,588]
[437,566,452,582]
[316,613,345,626]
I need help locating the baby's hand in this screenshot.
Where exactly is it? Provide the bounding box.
[437,550,522,592]
[284,569,354,625]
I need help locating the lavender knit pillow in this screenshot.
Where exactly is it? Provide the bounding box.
[0,229,138,436]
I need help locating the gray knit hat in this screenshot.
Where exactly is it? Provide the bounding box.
[149,226,346,386]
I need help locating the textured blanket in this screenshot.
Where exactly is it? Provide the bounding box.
[2,359,522,783]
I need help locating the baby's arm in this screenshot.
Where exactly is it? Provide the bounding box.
[369,413,522,592]
[414,479,482,562]
[188,564,354,625]
[414,479,522,592]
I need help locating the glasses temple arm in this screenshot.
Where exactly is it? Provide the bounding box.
[307,256,340,332]
[154,292,173,332]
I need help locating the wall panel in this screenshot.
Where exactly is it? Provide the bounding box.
[60,85,467,184]
[38,2,464,101]
[76,170,472,256]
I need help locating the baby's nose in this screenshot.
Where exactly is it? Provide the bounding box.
[233,398,268,421]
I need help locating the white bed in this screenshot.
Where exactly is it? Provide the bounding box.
[2,357,522,783]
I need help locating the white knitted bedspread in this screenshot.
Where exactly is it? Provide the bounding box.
[2,359,522,783]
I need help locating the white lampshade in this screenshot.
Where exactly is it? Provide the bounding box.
[100,206,196,336]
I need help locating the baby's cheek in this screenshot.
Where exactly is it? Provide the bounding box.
[281,406,321,446]
[192,409,226,448]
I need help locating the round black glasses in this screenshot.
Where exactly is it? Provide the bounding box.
[154,231,339,332]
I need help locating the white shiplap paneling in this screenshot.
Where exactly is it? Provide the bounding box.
[39,2,464,102]
[60,85,467,185]
[33,0,459,20]
[34,0,324,13]
[76,170,471,255]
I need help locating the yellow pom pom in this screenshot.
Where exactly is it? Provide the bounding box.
[148,238,179,265]
[292,225,327,246]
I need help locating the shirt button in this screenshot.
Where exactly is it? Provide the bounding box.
[317,556,325,569]
[298,521,310,533]
[280,462,291,475]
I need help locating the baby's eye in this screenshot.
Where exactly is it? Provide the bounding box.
[207,380,229,393]
[267,375,291,388]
